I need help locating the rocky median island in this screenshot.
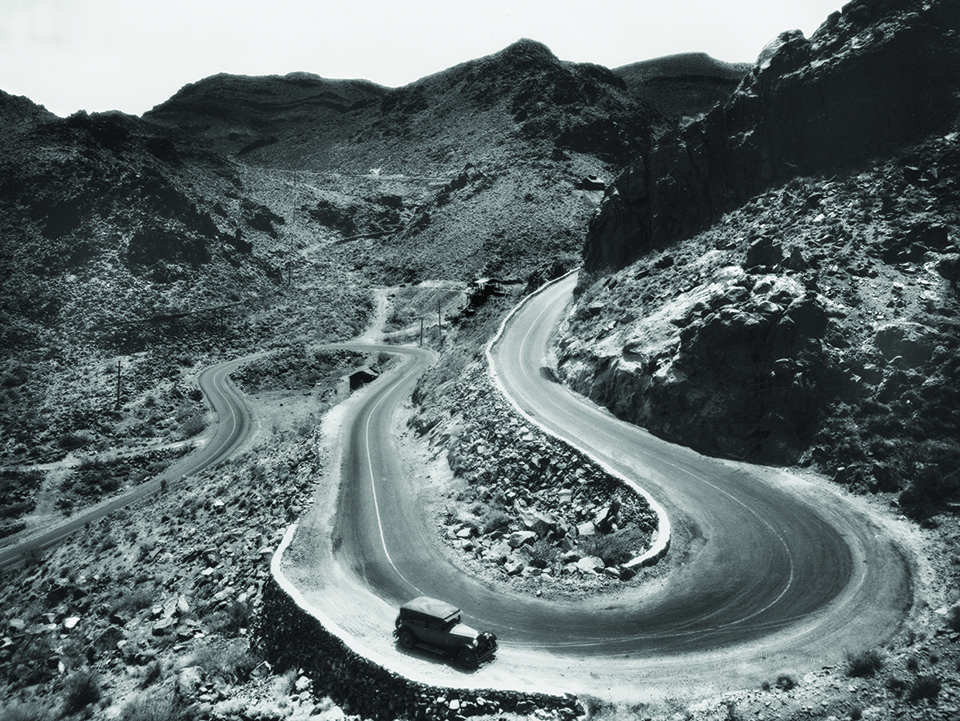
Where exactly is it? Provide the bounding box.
[408,362,661,596]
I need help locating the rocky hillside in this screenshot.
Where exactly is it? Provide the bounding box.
[555,0,960,514]
[145,40,669,283]
[0,91,372,501]
[142,73,389,165]
[1,37,703,546]
[146,40,657,174]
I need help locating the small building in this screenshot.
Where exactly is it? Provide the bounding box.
[337,366,379,397]
[577,175,606,191]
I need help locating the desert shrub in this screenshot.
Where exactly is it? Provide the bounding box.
[190,641,261,683]
[57,431,89,450]
[112,585,154,615]
[528,538,558,568]
[179,414,205,438]
[775,673,797,691]
[895,440,960,516]
[136,540,155,562]
[61,668,101,715]
[386,305,417,331]
[908,675,941,702]
[886,674,909,696]
[119,691,196,721]
[100,530,118,551]
[947,605,960,633]
[906,655,920,672]
[11,633,54,685]
[20,544,44,568]
[1,700,54,721]
[846,648,884,677]
[481,508,512,535]
[581,527,643,567]
[208,600,253,636]
[0,469,43,519]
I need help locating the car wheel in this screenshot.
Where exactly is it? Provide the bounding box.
[398,628,414,649]
[457,647,478,669]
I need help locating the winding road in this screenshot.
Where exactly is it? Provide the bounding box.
[285,272,914,700]
[0,354,260,571]
[4,269,913,701]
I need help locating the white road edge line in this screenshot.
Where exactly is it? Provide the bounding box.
[363,360,425,596]
[484,270,672,569]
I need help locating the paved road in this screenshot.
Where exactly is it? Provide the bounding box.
[303,273,913,696]
[484,273,912,653]
[0,354,260,571]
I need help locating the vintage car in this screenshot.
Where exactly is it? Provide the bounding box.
[393,596,497,668]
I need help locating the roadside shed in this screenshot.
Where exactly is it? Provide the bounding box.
[337,366,379,397]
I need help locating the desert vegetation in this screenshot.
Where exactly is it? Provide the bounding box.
[3,1,960,718]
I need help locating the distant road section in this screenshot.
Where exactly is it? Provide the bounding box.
[0,354,260,571]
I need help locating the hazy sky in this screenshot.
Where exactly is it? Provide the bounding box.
[1,0,844,118]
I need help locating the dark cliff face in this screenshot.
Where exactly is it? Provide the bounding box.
[583,0,960,275]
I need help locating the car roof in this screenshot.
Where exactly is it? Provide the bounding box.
[400,596,461,620]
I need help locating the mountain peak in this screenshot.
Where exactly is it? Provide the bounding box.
[491,38,560,69]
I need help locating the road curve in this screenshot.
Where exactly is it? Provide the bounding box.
[287,275,914,699]
[486,272,913,654]
[0,354,261,571]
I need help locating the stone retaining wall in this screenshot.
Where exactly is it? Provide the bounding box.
[254,573,581,721]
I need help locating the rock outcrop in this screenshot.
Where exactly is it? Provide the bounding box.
[583,0,960,274]
[558,135,960,493]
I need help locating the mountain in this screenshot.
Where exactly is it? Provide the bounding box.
[146,39,657,174]
[0,101,371,474]
[556,0,960,513]
[613,52,752,122]
[0,38,688,473]
[143,72,389,167]
[143,39,665,282]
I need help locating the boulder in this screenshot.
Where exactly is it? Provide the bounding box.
[874,323,937,368]
[177,666,203,699]
[576,521,596,537]
[487,539,513,563]
[507,530,537,548]
[744,235,783,269]
[517,505,558,537]
[577,556,605,574]
[505,559,525,576]
[152,616,176,636]
[593,500,621,534]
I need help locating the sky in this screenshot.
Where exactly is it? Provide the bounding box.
[1,0,845,118]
